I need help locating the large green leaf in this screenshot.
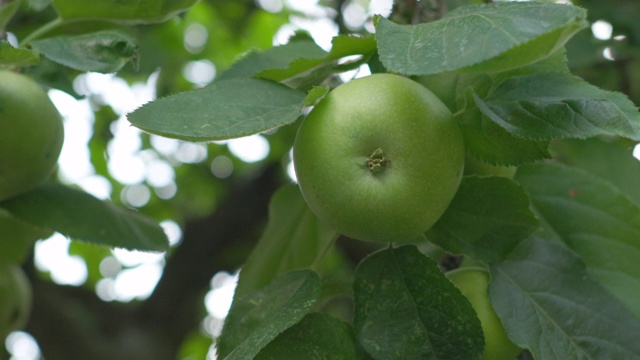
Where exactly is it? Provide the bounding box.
[52,0,198,24]
[0,183,168,252]
[375,2,587,75]
[127,78,306,141]
[427,176,539,263]
[458,90,550,166]
[515,163,640,318]
[30,30,139,73]
[478,72,640,141]
[234,185,338,298]
[255,313,366,359]
[217,270,322,359]
[353,245,484,360]
[490,237,640,359]
[550,138,640,207]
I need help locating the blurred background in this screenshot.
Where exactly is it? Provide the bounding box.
[3,0,640,359]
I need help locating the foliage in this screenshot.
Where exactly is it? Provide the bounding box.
[2,0,640,359]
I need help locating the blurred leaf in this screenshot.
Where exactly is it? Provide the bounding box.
[516,163,640,318]
[375,2,587,75]
[256,35,377,82]
[234,185,338,298]
[0,183,169,252]
[458,90,551,166]
[0,41,39,67]
[255,313,366,360]
[30,30,139,73]
[551,138,640,207]
[490,237,640,359]
[217,34,326,81]
[478,72,640,141]
[217,270,322,359]
[303,85,329,107]
[0,0,21,32]
[353,245,484,360]
[128,78,306,141]
[52,0,198,24]
[0,208,52,264]
[427,176,539,263]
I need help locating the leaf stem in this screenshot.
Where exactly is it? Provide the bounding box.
[20,17,64,46]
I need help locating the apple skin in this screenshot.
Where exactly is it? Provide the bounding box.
[0,262,32,339]
[293,73,464,243]
[447,267,522,360]
[0,208,52,264]
[0,70,64,201]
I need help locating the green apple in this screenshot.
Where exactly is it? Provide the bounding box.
[0,208,52,264]
[0,262,32,339]
[293,73,464,243]
[447,267,521,360]
[0,70,64,201]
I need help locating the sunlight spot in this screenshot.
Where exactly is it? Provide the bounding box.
[34,234,88,286]
[205,272,238,319]
[174,142,208,164]
[183,60,216,86]
[121,184,151,207]
[161,220,183,247]
[77,175,112,200]
[155,182,178,199]
[343,1,367,30]
[146,159,175,187]
[184,23,208,54]
[227,135,270,163]
[210,155,234,179]
[602,47,615,61]
[633,143,640,161]
[592,20,613,41]
[257,0,283,13]
[5,331,41,360]
[113,263,164,301]
[112,248,165,268]
[150,135,180,157]
[99,256,123,278]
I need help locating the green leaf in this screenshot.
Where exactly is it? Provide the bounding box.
[550,138,640,207]
[303,85,329,107]
[256,35,377,82]
[375,2,587,76]
[217,36,326,81]
[0,41,40,67]
[353,245,484,360]
[458,90,550,166]
[127,78,306,141]
[515,163,640,318]
[234,185,338,298]
[479,71,640,141]
[217,270,322,359]
[0,208,52,264]
[52,0,198,24]
[30,30,139,73]
[427,176,539,263]
[0,183,169,252]
[255,313,366,360]
[490,237,640,359]
[0,0,21,31]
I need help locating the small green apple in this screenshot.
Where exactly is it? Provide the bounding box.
[447,267,521,360]
[0,70,64,201]
[293,73,465,243]
[0,262,32,339]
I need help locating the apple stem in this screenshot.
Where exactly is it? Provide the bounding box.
[367,148,389,173]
